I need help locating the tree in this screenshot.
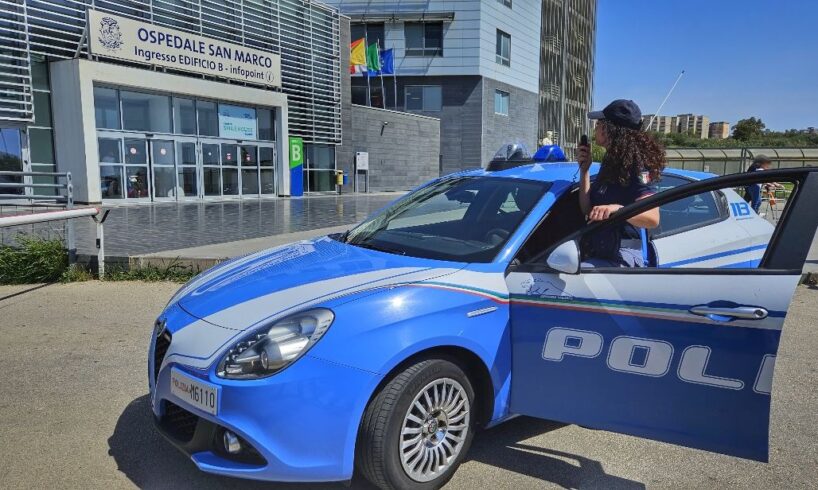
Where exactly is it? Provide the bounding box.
[732,117,766,141]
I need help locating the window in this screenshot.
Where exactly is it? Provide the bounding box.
[197,100,219,136]
[351,86,368,105]
[405,22,443,57]
[344,177,549,262]
[94,86,121,130]
[498,0,512,7]
[351,22,385,48]
[650,193,727,240]
[258,108,276,141]
[648,175,727,238]
[405,86,442,112]
[173,97,197,135]
[496,29,511,66]
[121,90,172,133]
[303,144,336,193]
[572,178,788,269]
[494,90,509,116]
[28,57,57,193]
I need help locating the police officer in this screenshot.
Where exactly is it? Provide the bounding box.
[576,99,667,267]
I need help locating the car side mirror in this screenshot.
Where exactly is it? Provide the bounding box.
[546,239,580,274]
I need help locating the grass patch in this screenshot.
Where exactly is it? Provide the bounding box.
[103,262,198,283]
[0,236,68,284]
[61,264,94,283]
[0,235,197,284]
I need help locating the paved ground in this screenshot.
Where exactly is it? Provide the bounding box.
[71,193,399,257]
[1,281,817,489]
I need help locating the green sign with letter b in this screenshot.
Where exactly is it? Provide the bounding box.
[289,137,304,196]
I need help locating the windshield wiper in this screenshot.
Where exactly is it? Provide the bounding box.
[353,242,407,256]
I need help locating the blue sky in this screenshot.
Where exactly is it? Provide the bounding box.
[593,0,818,130]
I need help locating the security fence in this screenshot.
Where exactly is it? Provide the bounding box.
[665,148,818,176]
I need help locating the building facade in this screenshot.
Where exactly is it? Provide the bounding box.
[539,0,596,156]
[1,0,342,203]
[709,121,730,139]
[642,115,678,134]
[676,114,710,139]
[323,0,597,173]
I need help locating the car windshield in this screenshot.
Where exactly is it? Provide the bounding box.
[342,176,550,262]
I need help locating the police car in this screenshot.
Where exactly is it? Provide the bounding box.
[149,148,818,489]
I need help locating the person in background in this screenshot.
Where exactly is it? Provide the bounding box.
[744,155,784,213]
[576,99,666,267]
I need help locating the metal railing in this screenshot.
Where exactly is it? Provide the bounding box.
[0,170,77,262]
[0,170,73,203]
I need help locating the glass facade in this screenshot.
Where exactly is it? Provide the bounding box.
[0,0,341,145]
[303,144,336,193]
[539,0,597,155]
[94,86,276,201]
[0,127,24,195]
[29,56,57,193]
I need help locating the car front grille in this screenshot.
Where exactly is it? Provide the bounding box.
[162,401,200,442]
[153,322,171,383]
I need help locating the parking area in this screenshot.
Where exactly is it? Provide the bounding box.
[1,281,817,489]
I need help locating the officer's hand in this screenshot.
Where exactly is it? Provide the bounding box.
[588,204,623,222]
[577,144,592,173]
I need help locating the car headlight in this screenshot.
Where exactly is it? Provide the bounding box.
[217,308,334,379]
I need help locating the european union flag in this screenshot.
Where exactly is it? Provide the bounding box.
[366,48,395,76]
[380,49,395,75]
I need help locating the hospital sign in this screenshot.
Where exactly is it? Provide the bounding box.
[88,9,281,88]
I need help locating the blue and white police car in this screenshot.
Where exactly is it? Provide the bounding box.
[149,150,818,489]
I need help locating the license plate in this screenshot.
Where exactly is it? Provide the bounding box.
[170,368,219,416]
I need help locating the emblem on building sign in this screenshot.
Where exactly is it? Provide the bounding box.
[98,17,124,51]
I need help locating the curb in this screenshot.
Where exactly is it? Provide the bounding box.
[128,255,224,272]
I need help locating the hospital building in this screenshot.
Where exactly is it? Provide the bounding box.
[0,0,596,204]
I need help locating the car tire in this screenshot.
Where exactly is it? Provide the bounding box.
[356,358,476,490]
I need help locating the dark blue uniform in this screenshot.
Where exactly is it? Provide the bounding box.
[582,175,655,267]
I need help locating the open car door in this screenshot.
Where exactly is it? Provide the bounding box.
[505,168,818,462]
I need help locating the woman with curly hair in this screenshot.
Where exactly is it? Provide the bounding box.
[576,99,667,267]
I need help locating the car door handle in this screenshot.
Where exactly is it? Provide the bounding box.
[689,305,769,320]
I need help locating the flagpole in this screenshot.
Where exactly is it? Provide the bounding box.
[364,33,371,107]
[392,44,398,110]
[378,40,386,109]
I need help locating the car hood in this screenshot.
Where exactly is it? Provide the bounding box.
[174,236,464,331]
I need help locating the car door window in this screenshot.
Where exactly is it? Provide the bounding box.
[650,175,728,238]
[574,176,795,270]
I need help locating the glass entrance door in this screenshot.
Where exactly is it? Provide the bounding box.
[176,139,198,200]
[259,144,276,196]
[240,144,259,196]
[201,140,222,199]
[98,132,151,202]
[149,137,199,201]
[221,142,240,197]
[150,139,176,201]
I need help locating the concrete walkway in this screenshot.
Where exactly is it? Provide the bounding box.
[73,192,401,257]
[130,224,350,269]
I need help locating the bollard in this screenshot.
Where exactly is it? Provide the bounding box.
[92,210,111,279]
